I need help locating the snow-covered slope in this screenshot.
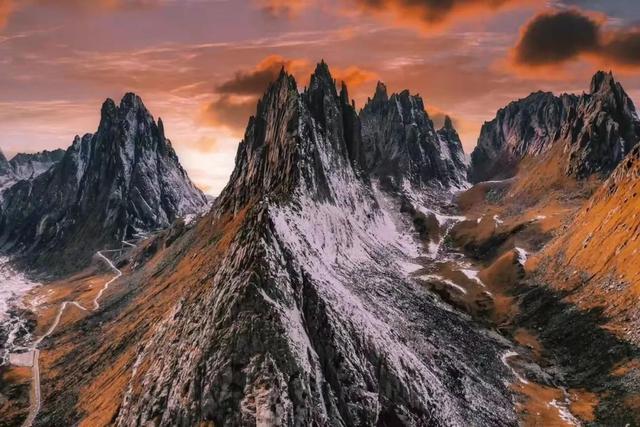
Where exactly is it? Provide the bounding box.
[115,63,515,426]
[0,94,208,273]
[470,71,640,182]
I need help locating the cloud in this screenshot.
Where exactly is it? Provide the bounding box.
[601,28,640,67]
[512,8,640,69]
[198,95,256,135]
[0,0,14,29]
[201,56,377,135]
[332,65,378,88]
[254,0,310,17]
[33,0,162,11]
[217,55,309,96]
[254,0,532,32]
[512,9,601,66]
[0,0,162,30]
[345,0,528,31]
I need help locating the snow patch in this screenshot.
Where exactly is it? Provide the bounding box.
[515,247,529,265]
[419,274,468,294]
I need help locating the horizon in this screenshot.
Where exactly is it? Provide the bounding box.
[1,0,640,194]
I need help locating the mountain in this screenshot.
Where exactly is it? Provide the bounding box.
[0,93,207,273]
[0,149,15,195]
[470,71,640,183]
[540,143,640,343]
[360,82,467,189]
[0,148,64,198]
[9,149,65,181]
[114,63,515,426]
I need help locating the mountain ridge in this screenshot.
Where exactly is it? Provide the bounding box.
[114,62,516,426]
[470,71,640,183]
[0,93,207,274]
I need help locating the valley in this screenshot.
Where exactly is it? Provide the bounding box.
[0,64,639,426]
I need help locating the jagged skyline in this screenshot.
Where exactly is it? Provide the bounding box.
[1,0,639,194]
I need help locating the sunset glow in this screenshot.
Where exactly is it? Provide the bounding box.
[1,0,639,194]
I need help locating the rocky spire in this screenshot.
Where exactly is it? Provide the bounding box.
[0,93,207,273]
[360,84,468,188]
[372,81,389,104]
[590,70,616,94]
[443,115,454,130]
[0,148,10,172]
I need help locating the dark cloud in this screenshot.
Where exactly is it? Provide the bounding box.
[513,10,601,66]
[349,0,524,30]
[602,29,640,66]
[202,55,308,134]
[199,95,255,135]
[513,8,640,68]
[216,55,302,96]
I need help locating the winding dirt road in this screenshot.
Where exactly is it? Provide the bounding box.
[20,241,135,427]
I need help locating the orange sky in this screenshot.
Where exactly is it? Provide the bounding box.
[1,0,639,194]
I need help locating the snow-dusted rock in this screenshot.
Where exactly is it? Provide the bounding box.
[470,71,640,182]
[360,82,468,189]
[0,93,207,273]
[115,63,516,427]
[0,149,64,199]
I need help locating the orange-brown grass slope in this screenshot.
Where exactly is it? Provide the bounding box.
[541,145,640,343]
[33,204,254,425]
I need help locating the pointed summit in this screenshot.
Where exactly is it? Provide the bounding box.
[120,92,146,112]
[0,95,207,273]
[100,98,118,125]
[590,70,616,94]
[373,81,389,103]
[308,60,337,97]
[443,115,454,130]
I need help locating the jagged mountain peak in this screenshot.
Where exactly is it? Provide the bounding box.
[470,72,640,183]
[114,60,513,427]
[590,70,616,94]
[307,60,337,94]
[372,80,389,104]
[360,82,467,189]
[0,94,207,273]
[443,115,454,130]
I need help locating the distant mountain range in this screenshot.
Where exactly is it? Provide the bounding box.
[0,149,65,196]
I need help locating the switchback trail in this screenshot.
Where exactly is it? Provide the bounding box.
[20,240,136,427]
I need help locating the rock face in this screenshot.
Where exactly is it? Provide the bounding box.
[0,150,15,195]
[0,93,207,272]
[470,71,640,182]
[115,63,515,426]
[9,149,65,181]
[360,82,467,189]
[0,149,65,197]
